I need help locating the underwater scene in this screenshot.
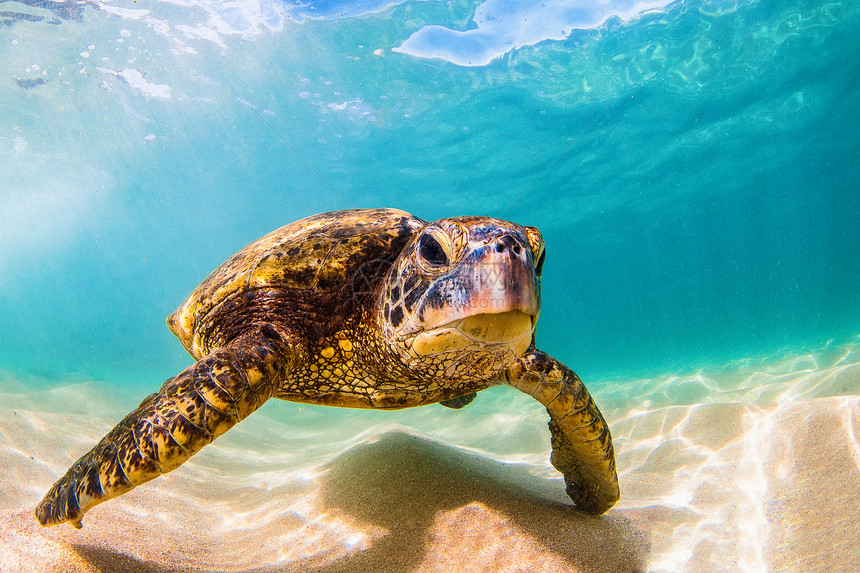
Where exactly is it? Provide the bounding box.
[1,0,859,570]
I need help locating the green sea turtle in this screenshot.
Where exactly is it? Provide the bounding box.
[35,208,619,528]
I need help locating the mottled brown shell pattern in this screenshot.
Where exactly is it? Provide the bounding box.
[168,208,425,359]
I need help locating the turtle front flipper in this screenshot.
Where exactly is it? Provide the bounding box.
[503,350,619,514]
[35,331,292,528]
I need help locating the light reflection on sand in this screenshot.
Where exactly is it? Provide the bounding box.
[0,338,858,571]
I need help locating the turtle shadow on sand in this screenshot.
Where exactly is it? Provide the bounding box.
[315,430,649,573]
[68,545,172,573]
[5,427,646,572]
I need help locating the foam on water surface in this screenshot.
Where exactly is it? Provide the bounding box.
[394,0,675,66]
[90,0,677,64]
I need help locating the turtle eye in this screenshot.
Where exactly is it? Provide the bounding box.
[417,234,448,267]
[534,248,546,278]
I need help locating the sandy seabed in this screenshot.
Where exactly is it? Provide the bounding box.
[1,349,858,573]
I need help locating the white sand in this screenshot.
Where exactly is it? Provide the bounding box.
[1,352,858,572]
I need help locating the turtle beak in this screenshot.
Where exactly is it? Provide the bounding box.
[408,234,540,357]
[466,234,541,319]
[419,233,541,329]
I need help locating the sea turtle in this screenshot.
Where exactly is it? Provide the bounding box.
[35,208,619,528]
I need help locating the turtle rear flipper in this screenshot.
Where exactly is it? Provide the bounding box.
[35,330,292,528]
[504,350,619,514]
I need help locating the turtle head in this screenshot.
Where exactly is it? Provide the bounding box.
[379,216,545,381]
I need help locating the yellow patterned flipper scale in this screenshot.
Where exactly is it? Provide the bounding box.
[504,350,619,514]
[35,332,287,528]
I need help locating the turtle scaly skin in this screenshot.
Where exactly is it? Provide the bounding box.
[38,333,290,529]
[505,351,618,513]
[35,208,619,528]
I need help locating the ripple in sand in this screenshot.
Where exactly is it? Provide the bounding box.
[1,338,858,571]
[1,426,648,572]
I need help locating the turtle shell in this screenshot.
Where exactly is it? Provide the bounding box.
[167,208,425,359]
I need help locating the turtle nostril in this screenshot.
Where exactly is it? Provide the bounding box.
[494,235,523,256]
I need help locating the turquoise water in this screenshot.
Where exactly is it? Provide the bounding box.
[2,0,859,570]
[3,0,857,394]
[0,0,857,429]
